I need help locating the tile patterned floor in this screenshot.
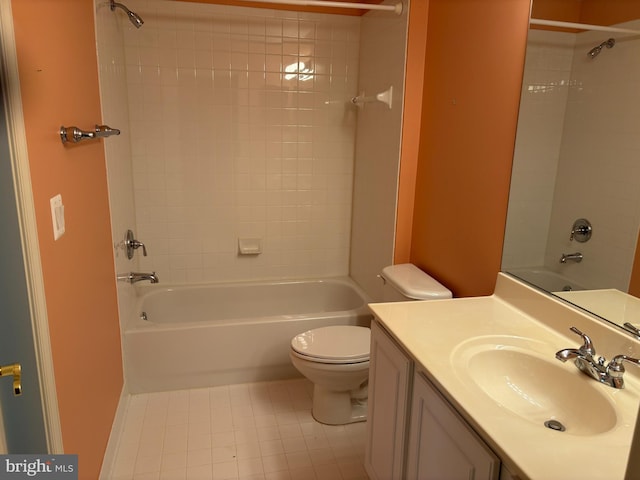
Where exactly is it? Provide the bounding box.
[109,379,369,480]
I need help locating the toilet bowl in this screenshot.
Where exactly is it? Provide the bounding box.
[290,325,370,425]
[290,264,451,425]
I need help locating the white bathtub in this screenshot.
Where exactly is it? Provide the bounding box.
[123,277,373,393]
[506,268,586,292]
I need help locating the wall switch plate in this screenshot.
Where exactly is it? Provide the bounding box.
[50,194,65,240]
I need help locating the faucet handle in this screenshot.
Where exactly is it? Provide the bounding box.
[131,239,147,256]
[125,229,147,258]
[623,322,640,337]
[569,326,596,356]
[608,355,640,375]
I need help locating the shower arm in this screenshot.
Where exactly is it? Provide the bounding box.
[110,0,144,28]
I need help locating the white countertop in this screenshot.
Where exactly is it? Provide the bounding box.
[555,288,640,331]
[368,273,640,480]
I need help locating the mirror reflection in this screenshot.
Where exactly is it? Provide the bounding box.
[502,1,640,333]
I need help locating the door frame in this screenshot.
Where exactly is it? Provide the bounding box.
[0,0,63,453]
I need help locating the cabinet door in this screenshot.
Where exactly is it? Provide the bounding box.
[406,372,500,480]
[365,320,412,480]
[500,464,522,480]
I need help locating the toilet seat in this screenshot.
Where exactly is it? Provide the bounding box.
[291,325,370,364]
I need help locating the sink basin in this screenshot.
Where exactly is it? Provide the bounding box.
[453,337,618,435]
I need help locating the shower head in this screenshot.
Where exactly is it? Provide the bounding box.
[110,0,144,28]
[587,38,615,59]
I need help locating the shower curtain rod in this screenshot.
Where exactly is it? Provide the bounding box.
[530,18,640,35]
[229,0,403,14]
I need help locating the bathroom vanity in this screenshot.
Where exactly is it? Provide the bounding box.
[364,273,640,479]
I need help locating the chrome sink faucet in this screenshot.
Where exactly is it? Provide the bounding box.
[556,326,640,389]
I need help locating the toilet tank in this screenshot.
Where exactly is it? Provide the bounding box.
[380,263,452,302]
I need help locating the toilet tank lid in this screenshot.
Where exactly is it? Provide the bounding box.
[381,263,452,300]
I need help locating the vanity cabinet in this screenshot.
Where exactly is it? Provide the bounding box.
[364,320,412,480]
[406,371,500,479]
[366,319,504,480]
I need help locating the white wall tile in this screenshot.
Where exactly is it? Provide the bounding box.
[503,30,574,270]
[348,3,409,300]
[122,0,359,284]
[545,20,640,290]
[95,0,140,338]
[505,22,640,291]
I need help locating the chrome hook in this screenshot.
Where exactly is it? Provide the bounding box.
[60,124,120,145]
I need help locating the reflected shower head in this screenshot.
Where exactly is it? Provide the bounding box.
[110,0,144,28]
[587,38,615,59]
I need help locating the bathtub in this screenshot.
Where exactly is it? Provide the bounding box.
[506,267,586,292]
[123,277,373,393]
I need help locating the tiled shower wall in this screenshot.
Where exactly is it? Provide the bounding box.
[504,22,640,290]
[96,0,139,332]
[502,29,574,269]
[350,5,409,301]
[122,0,360,283]
[546,20,640,290]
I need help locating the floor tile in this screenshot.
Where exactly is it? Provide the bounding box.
[109,379,368,480]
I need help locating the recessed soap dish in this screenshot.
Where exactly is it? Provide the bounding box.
[238,238,262,255]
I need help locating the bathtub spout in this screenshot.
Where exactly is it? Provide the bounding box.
[124,272,159,284]
[560,252,583,264]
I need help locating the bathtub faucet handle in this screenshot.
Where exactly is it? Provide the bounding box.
[132,240,147,256]
[125,229,147,259]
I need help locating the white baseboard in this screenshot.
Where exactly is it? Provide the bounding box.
[99,384,131,480]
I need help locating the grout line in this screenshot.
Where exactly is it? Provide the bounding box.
[108,379,368,480]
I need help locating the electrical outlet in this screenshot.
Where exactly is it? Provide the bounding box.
[50,194,65,240]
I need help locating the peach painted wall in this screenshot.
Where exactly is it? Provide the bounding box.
[408,0,530,297]
[532,0,581,23]
[531,0,640,28]
[580,1,640,25]
[11,0,123,476]
[630,231,640,298]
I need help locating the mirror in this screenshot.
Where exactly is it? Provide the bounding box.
[502,1,640,334]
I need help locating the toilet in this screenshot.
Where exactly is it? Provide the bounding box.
[290,263,452,425]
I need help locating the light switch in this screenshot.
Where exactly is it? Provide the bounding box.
[50,194,65,240]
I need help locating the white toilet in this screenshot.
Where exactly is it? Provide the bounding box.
[290,263,451,425]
